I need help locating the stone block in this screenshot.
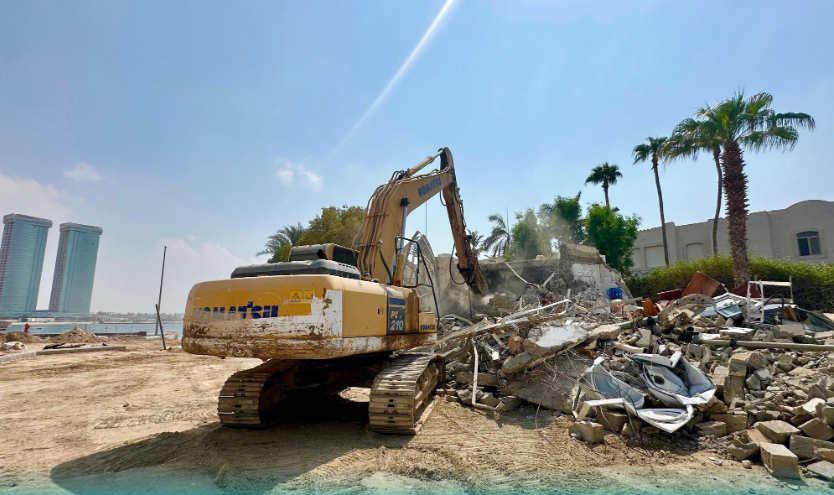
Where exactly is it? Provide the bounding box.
[571,420,605,443]
[773,325,805,338]
[760,443,800,479]
[756,420,800,445]
[728,441,760,461]
[728,355,749,377]
[788,434,834,460]
[697,421,727,437]
[597,408,629,433]
[817,448,834,463]
[746,374,761,391]
[499,396,522,412]
[802,398,826,417]
[724,375,746,405]
[806,460,834,481]
[745,428,771,445]
[711,412,748,433]
[456,372,499,388]
[754,367,772,383]
[799,418,834,441]
[777,354,794,371]
[477,393,501,408]
[818,405,834,427]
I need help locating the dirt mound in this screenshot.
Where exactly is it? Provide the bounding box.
[4,331,42,343]
[49,327,106,344]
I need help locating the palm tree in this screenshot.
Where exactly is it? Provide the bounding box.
[689,92,814,284]
[467,229,484,255]
[540,191,584,244]
[584,163,622,208]
[258,222,307,257]
[482,214,510,258]
[633,137,671,266]
[669,118,724,257]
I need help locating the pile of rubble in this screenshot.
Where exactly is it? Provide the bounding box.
[48,327,105,344]
[431,269,834,483]
[3,331,41,343]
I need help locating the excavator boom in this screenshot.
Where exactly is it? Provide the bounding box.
[357,147,486,294]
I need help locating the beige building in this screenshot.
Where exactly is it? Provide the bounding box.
[632,200,834,272]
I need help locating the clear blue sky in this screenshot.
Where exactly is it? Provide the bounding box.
[1,0,832,313]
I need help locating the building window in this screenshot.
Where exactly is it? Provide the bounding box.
[797,231,821,256]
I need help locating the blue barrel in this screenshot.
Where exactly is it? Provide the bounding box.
[607,287,623,300]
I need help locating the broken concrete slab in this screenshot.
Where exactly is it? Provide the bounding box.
[761,443,800,479]
[788,434,834,460]
[502,353,592,413]
[818,405,834,427]
[817,448,834,463]
[597,408,629,433]
[799,418,834,441]
[711,412,748,434]
[571,420,605,443]
[729,441,760,461]
[456,372,499,388]
[697,421,727,437]
[756,420,800,445]
[806,460,834,481]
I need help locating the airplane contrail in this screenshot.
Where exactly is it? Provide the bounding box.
[328,0,459,158]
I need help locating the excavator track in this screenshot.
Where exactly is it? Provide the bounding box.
[368,353,443,434]
[217,359,300,428]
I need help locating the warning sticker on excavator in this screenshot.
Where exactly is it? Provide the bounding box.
[288,290,314,303]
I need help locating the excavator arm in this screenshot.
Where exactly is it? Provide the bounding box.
[356,147,486,295]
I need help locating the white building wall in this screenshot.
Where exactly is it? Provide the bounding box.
[632,200,834,272]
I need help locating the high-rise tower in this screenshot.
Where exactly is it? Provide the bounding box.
[0,214,52,316]
[48,223,103,314]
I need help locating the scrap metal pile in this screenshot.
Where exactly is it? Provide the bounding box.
[430,270,834,482]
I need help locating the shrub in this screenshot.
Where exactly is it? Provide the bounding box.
[625,255,834,311]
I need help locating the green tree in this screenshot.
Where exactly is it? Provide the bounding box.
[689,92,814,284]
[584,162,622,208]
[633,136,671,267]
[585,204,640,273]
[260,222,307,262]
[669,118,724,257]
[509,208,550,261]
[296,205,366,248]
[262,206,366,263]
[540,191,584,245]
[482,213,511,258]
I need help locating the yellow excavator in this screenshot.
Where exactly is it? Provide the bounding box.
[182,147,485,433]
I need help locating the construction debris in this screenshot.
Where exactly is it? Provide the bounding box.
[430,262,834,482]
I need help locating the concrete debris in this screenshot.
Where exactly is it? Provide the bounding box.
[806,460,834,481]
[760,443,800,479]
[431,262,834,481]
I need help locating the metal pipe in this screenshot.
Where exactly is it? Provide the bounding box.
[699,339,834,352]
[154,246,167,336]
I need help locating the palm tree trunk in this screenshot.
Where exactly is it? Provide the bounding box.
[603,184,610,208]
[652,157,669,266]
[722,140,750,285]
[712,148,722,257]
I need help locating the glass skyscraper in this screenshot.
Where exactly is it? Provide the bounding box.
[0,214,53,317]
[49,223,103,314]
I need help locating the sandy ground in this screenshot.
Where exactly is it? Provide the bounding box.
[0,341,830,495]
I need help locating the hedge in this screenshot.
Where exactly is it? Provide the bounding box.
[624,255,834,312]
